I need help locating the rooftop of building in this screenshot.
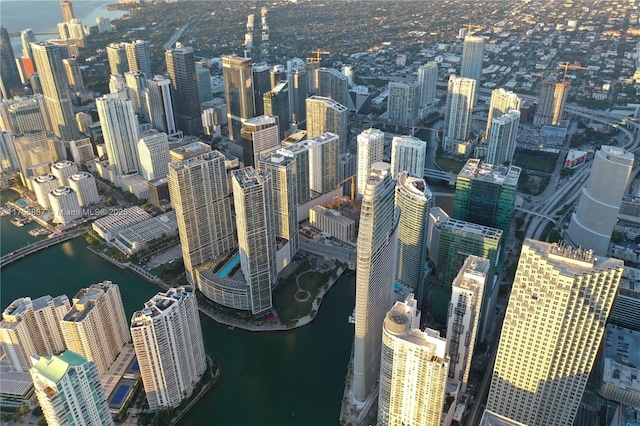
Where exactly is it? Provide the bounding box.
[63,282,115,323]
[397,172,431,200]
[281,130,307,145]
[260,152,295,167]
[131,286,193,326]
[479,410,526,426]
[431,207,503,240]
[453,256,490,291]
[525,239,623,273]
[619,266,640,298]
[600,144,635,161]
[52,160,75,169]
[604,324,640,370]
[31,351,88,384]
[306,95,348,111]
[232,166,266,188]
[68,171,93,181]
[169,149,226,172]
[0,358,33,397]
[384,305,447,358]
[33,174,57,183]
[458,158,521,187]
[169,141,212,161]
[244,114,278,127]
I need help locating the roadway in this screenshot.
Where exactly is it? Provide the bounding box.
[0,227,86,268]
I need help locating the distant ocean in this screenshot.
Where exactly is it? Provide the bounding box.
[0,0,127,55]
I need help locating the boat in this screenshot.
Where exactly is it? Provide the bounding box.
[28,228,50,237]
[10,216,31,227]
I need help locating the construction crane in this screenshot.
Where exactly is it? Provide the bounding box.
[465,23,483,34]
[307,49,330,62]
[335,175,356,207]
[559,62,589,83]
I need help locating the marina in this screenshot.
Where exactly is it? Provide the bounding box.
[10,216,32,227]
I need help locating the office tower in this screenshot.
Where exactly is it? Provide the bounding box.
[395,172,432,302]
[264,81,290,140]
[51,159,77,185]
[69,138,95,164]
[31,351,113,426]
[131,286,206,410]
[124,70,148,119]
[169,140,211,162]
[1,26,24,100]
[387,80,420,125]
[0,131,19,173]
[222,55,254,141]
[339,152,356,186]
[96,92,140,175]
[166,46,202,135]
[316,68,349,107]
[486,111,520,166]
[146,75,178,136]
[460,35,484,104]
[30,42,79,140]
[0,295,70,372]
[59,1,75,22]
[428,207,502,332]
[106,42,128,76]
[137,131,169,180]
[308,132,339,195]
[96,16,112,33]
[68,172,99,206]
[453,158,520,240]
[14,130,56,186]
[125,40,152,78]
[196,65,213,103]
[446,256,489,391]
[62,58,83,91]
[240,115,279,168]
[485,88,521,137]
[443,75,475,155]
[356,128,385,197]
[168,150,236,287]
[252,62,271,116]
[567,145,634,255]
[232,167,277,315]
[306,95,349,153]
[486,240,623,425]
[4,94,51,134]
[353,162,398,402]
[57,19,85,47]
[259,153,298,262]
[289,66,307,124]
[276,142,310,205]
[21,29,37,61]
[418,62,438,107]
[305,61,320,94]
[33,174,59,208]
[534,80,570,126]
[60,281,130,376]
[378,294,449,426]
[390,135,427,178]
[49,186,81,224]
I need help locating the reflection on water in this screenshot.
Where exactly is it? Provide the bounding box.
[60,241,75,257]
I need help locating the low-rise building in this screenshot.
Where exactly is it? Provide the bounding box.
[309,205,356,243]
[599,324,640,407]
[92,206,151,241]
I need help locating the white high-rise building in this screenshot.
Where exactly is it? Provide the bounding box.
[353,162,399,402]
[240,115,280,168]
[460,35,485,104]
[97,92,141,176]
[443,75,475,155]
[306,96,349,153]
[48,186,81,225]
[486,240,623,425]
[0,130,19,173]
[50,160,78,186]
[68,172,99,206]
[308,132,339,194]
[486,110,520,166]
[60,281,130,376]
[145,75,179,136]
[232,167,277,315]
[30,351,114,426]
[356,128,385,197]
[124,70,148,119]
[387,80,420,125]
[418,62,438,107]
[0,295,70,372]
[137,131,169,181]
[168,150,237,289]
[485,88,521,138]
[446,256,489,392]
[32,174,59,209]
[125,40,151,78]
[395,172,432,302]
[390,135,427,178]
[378,294,449,426]
[131,286,206,411]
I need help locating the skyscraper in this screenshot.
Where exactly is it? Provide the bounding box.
[232,167,277,315]
[131,286,206,410]
[289,66,307,124]
[395,172,432,302]
[62,58,83,91]
[30,351,113,426]
[137,131,169,180]
[460,35,484,104]
[59,1,75,22]
[3,94,51,134]
[485,88,521,138]
[48,186,82,225]
[20,29,37,61]
[486,111,521,166]
[353,162,398,402]
[316,67,349,107]
[387,80,420,125]
[251,62,271,117]
[124,70,148,119]
[306,95,349,153]
[418,62,438,107]
[1,26,24,99]
[125,40,152,78]
[60,281,130,376]
[168,150,236,288]
[51,159,78,185]
[276,140,311,205]
[566,145,634,255]
[533,80,570,126]
[33,174,59,209]
[222,55,254,141]
[145,75,178,136]
[264,81,290,140]
[486,240,623,425]
[96,92,140,176]
[308,132,339,195]
[240,115,279,168]
[196,64,212,104]
[0,295,70,372]
[166,46,202,135]
[30,42,79,140]
[378,294,449,426]
[106,43,128,76]
[68,172,99,206]
[446,256,489,391]
[390,135,427,178]
[443,75,475,155]
[0,131,19,173]
[13,130,56,186]
[356,128,385,197]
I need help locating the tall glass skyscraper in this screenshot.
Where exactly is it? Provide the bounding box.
[533,80,570,126]
[96,92,141,175]
[418,62,438,107]
[485,88,521,137]
[306,95,348,153]
[1,26,24,99]
[356,128,384,197]
[390,135,427,178]
[264,81,290,140]
[486,110,521,166]
[125,40,152,78]
[460,35,484,104]
[443,75,475,155]
[222,55,254,141]
[166,46,202,136]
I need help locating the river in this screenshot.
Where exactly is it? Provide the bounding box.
[0,190,356,425]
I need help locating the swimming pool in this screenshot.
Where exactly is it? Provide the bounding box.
[217,253,241,278]
[110,384,131,406]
